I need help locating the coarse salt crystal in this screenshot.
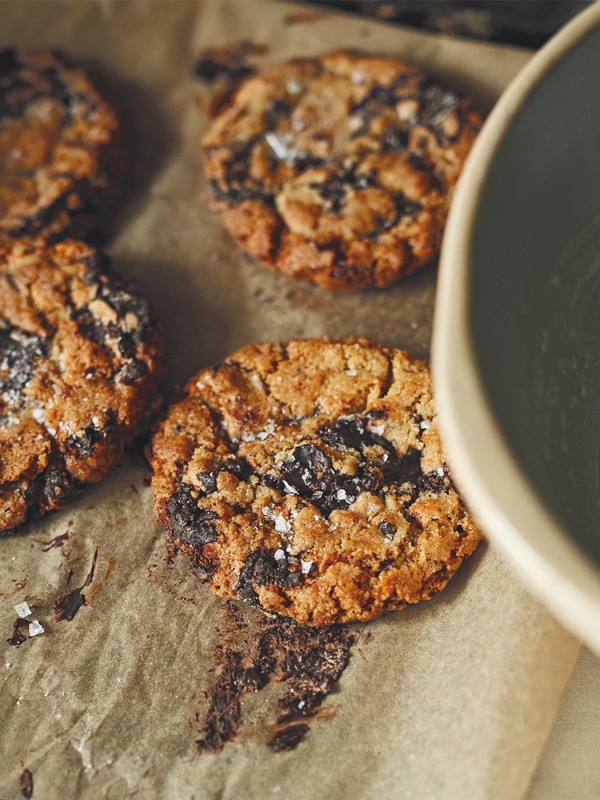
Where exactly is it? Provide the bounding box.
[265,131,298,162]
[15,601,32,618]
[274,549,285,561]
[28,620,44,637]
[436,467,444,476]
[286,78,302,95]
[249,373,263,391]
[283,480,298,495]
[298,700,306,709]
[347,115,363,131]
[274,514,291,534]
[370,424,385,435]
[336,489,347,500]
[291,116,307,132]
[32,407,45,424]
[261,506,274,519]
[420,420,431,430]
[301,559,313,574]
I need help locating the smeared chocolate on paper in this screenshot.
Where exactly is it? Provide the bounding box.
[54,547,98,622]
[19,768,34,798]
[194,607,357,754]
[7,618,30,647]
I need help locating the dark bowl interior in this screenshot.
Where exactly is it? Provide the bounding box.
[469,25,600,566]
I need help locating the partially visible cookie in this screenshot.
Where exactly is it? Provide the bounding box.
[0,48,125,241]
[0,238,163,535]
[202,50,482,291]
[150,338,481,625]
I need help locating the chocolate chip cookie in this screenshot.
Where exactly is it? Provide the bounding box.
[0,48,125,241]
[201,50,482,291]
[0,238,163,535]
[150,338,481,625]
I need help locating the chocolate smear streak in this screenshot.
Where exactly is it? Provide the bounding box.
[195,613,356,754]
[35,532,70,551]
[20,768,33,798]
[54,547,98,622]
[7,618,29,647]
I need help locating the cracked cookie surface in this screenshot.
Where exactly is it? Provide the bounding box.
[0,238,163,535]
[0,48,125,240]
[150,338,481,625]
[202,50,482,291]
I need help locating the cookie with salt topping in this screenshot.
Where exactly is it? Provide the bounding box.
[0,48,125,241]
[0,238,163,535]
[201,50,482,291]
[150,338,481,625]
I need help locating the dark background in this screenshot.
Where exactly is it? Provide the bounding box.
[305,1,591,48]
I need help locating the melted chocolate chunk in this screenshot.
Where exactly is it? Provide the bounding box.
[264,97,293,128]
[0,328,47,402]
[66,411,116,456]
[167,484,219,548]
[312,163,375,213]
[237,551,302,602]
[349,73,410,116]
[381,446,422,484]
[71,281,152,384]
[318,415,393,455]
[197,457,251,496]
[279,444,333,496]
[35,468,75,504]
[117,359,148,385]
[379,520,396,539]
[208,178,275,209]
[293,153,326,171]
[383,125,409,151]
[276,430,423,516]
[406,152,428,172]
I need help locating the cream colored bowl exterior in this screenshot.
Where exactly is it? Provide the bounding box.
[432,2,600,653]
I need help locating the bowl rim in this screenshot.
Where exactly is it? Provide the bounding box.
[432,2,600,652]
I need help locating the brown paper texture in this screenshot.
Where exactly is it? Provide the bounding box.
[0,3,580,799]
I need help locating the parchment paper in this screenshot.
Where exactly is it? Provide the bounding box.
[0,3,581,799]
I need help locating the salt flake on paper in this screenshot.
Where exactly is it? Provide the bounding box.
[14,601,32,618]
[28,620,44,637]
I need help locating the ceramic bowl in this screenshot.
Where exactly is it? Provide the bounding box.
[432,3,600,651]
